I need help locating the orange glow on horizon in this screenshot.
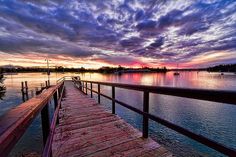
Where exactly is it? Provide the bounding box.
[0,50,234,69]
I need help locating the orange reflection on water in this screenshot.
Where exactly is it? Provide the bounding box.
[3,71,236,91]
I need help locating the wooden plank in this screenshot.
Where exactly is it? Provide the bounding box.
[137,146,171,157]
[53,134,141,157]
[58,112,115,126]
[85,138,160,157]
[52,81,171,157]
[55,116,120,133]
[53,126,141,155]
[53,120,141,145]
[58,111,108,123]
[53,120,129,140]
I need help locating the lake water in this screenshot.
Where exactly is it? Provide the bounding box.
[0,72,236,156]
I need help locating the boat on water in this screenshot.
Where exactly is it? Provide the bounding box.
[173,64,180,76]
[174,72,180,76]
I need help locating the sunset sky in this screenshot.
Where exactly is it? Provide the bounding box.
[0,0,236,69]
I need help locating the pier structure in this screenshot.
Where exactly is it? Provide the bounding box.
[0,76,236,156]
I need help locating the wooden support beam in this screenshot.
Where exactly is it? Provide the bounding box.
[98,84,100,104]
[41,104,50,145]
[143,91,149,138]
[112,86,115,114]
[90,83,93,98]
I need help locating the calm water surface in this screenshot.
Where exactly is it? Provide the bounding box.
[0,72,236,156]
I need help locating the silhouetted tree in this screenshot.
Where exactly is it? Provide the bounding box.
[207,64,236,72]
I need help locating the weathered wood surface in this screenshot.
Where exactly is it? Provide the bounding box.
[52,81,171,157]
[0,83,62,156]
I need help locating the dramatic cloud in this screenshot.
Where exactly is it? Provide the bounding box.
[0,0,236,68]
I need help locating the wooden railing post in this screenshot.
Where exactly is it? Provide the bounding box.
[143,91,149,138]
[35,89,50,146]
[53,91,58,109]
[58,85,61,97]
[45,81,48,88]
[98,84,100,104]
[86,82,88,95]
[41,104,50,146]
[25,81,29,100]
[83,82,85,93]
[40,85,50,146]
[90,83,93,98]
[112,86,115,114]
[60,82,64,109]
[78,80,82,91]
[53,90,59,125]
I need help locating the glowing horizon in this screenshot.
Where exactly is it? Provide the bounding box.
[0,0,236,68]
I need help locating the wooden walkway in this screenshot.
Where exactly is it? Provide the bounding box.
[52,81,171,157]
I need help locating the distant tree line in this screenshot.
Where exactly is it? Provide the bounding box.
[95,66,167,73]
[1,64,236,73]
[0,65,168,73]
[207,64,236,72]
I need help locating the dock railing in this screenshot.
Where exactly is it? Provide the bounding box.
[72,77,236,156]
[0,79,65,157]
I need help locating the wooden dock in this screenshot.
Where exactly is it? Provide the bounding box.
[52,81,171,157]
[0,77,235,156]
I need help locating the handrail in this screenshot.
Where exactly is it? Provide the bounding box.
[80,80,236,105]
[74,78,236,156]
[0,81,64,156]
[56,76,74,83]
[43,83,65,157]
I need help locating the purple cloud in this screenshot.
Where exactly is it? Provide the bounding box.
[0,0,235,67]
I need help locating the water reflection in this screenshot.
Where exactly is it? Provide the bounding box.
[0,71,236,156]
[81,71,236,156]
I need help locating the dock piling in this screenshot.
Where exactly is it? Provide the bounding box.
[21,82,24,92]
[25,81,28,91]
[21,81,29,102]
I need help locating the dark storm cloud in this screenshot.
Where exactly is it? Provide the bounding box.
[0,0,235,66]
[136,20,157,30]
[120,37,145,47]
[178,22,210,36]
[149,37,164,48]
[0,35,95,57]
